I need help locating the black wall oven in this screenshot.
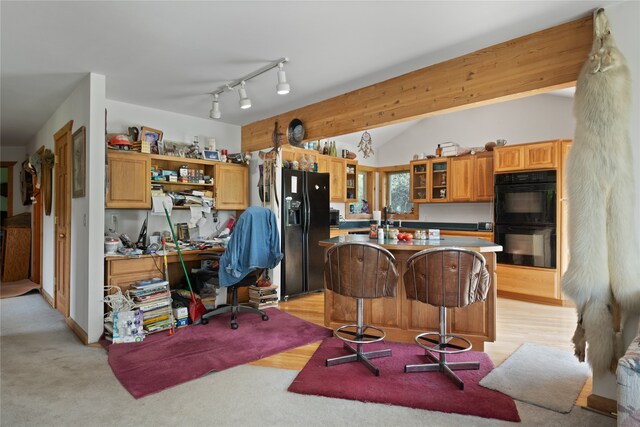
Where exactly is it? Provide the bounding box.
[494,171,557,269]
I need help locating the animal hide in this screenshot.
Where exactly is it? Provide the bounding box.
[562,8,640,373]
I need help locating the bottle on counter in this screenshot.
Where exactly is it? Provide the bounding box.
[436,144,442,157]
[331,141,337,157]
[322,142,328,155]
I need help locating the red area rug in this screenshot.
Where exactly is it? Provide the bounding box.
[288,338,520,422]
[108,308,332,398]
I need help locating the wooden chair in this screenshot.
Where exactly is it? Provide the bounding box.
[324,242,399,376]
[403,247,491,389]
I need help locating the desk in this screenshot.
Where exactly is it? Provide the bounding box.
[105,248,224,290]
[319,234,502,351]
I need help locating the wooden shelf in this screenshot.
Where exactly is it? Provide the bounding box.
[150,180,213,187]
[150,154,220,166]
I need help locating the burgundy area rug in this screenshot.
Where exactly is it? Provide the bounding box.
[108,308,332,398]
[288,338,520,422]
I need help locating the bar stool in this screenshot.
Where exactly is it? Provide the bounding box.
[403,247,491,389]
[324,242,399,376]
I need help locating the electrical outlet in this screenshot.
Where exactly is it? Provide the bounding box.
[111,214,119,231]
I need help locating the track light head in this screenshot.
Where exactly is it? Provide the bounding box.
[276,62,290,95]
[238,81,251,109]
[209,94,221,119]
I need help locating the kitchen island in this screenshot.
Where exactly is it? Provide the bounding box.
[319,234,502,350]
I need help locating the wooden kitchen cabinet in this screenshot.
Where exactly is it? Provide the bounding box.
[450,156,473,202]
[429,158,450,202]
[215,163,249,210]
[473,152,494,201]
[410,160,429,202]
[106,151,151,209]
[345,161,358,202]
[494,140,560,172]
[328,157,346,202]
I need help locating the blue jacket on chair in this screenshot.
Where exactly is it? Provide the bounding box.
[218,206,283,287]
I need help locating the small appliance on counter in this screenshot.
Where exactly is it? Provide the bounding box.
[104,237,120,254]
[329,209,340,228]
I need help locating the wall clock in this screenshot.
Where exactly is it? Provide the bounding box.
[287,119,305,147]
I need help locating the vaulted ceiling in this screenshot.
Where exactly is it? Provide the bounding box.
[1,1,605,147]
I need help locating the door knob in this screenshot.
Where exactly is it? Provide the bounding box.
[59,233,65,238]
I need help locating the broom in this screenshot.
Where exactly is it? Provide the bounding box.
[163,204,208,324]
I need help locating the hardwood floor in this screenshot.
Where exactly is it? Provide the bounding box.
[249,291,591,405]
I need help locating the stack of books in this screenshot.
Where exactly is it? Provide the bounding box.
[440,142,460,157]
[248,284,278,309]
[128,279,174,334]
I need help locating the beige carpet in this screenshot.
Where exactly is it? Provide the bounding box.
[0,279,40,299]
[0,294,616,427]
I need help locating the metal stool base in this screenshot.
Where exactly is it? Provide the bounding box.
[326,342,392,376]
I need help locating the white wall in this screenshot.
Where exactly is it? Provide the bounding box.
[592,0,640,401]
[27,73,105,341]
[0,145,28,216]
[105,100,242,240]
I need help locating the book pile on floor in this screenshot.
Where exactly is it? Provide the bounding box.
[128,279,174,334]
[248,284,278,309]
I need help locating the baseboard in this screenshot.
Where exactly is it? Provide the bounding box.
[64,317,89,345]
[497,290,565,306]
[586,393,617,417]
[40,288,55,308]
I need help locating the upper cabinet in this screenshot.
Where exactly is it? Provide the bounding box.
[345,160,358,202]
[215,163,249,210]
[410,160,428,203]
[494,140,560,172]
[411,152,494,204]
[429,158,450,202]
[106,151,151,209]
[328,157,346,202]
[473,152,494,202]
[450,156,473,202]
[106,151,248,210]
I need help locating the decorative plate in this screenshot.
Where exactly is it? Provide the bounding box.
[287,119,305,147]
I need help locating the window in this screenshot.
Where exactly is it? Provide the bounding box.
[380,167,418,220]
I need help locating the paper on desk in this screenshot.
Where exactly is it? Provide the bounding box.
[152,196,173,215]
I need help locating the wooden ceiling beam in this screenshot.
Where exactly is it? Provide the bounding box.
[242,15,592,153]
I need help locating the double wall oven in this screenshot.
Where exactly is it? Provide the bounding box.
[494,170,557,269]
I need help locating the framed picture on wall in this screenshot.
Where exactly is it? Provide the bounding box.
[72,126,86,198]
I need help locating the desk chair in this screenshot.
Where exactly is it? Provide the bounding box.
[403,247,491,389]
[324,242,399,376]
[200,207,283,329]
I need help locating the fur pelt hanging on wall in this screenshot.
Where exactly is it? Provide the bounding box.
[562,8,640,374]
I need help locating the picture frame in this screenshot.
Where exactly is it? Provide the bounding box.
[203,150,220,161]
[72,126,86,198]
[140,127,163,145]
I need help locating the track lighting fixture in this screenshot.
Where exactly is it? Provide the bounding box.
[238,81,251,109]
[209,94,221,119]
[276,62,290,95]
[209,57,289,119]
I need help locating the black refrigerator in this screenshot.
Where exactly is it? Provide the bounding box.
[281,169,330,299]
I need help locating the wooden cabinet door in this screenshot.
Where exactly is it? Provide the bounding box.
[428,158,449,202]
[328,158,346,202]
[473,152,494,201]
[345,161,357,202]
[525,141,557,169]
[450,156,473,202]
[106,151,151,208]
[316,156,328,173]
[215,163,248,210]
[410,160,428,202]
[559,140,572,277]
[493,146,523,172]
